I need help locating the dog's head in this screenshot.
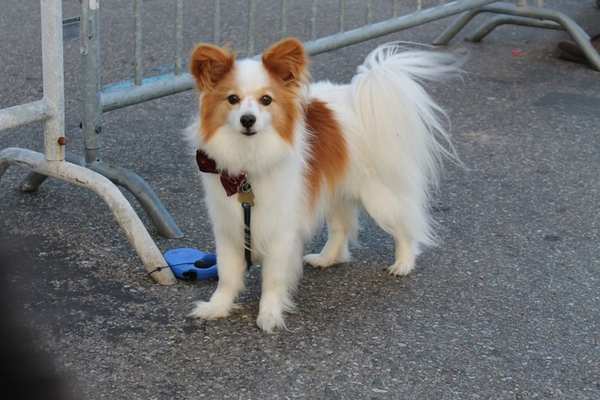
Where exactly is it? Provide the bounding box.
[190,38,308,174]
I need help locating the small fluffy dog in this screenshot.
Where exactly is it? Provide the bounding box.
[185,38,460,332]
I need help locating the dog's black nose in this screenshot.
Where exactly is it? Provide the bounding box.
[240,114,256,129]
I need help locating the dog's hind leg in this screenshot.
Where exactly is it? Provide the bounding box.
[359,181,426,276]
[188,233,246,320]
[303,199,357,269]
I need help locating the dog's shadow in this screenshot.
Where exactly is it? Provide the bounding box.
[183,259,422,335]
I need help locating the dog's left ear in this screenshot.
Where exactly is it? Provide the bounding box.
[262,37,308,87]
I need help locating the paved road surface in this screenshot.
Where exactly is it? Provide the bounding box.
[0,1,598,399]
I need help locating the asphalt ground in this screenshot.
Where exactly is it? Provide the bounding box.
[0,1,599,399]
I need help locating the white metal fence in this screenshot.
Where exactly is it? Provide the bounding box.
[1,0,597,285]
[0,0,176,285]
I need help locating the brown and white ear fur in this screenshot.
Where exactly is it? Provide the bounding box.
[189,44,235,91]
[262,38,309,88]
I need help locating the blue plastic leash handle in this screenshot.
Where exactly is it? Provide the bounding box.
[163,248,218,281]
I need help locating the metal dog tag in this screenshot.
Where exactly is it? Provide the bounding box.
[238,181,255,206]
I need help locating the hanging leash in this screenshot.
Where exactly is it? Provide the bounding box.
[196,150,254,269]
[238,180,254,269]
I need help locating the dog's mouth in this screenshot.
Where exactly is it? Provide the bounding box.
[241,129,257,136]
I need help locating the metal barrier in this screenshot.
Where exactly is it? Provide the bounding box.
[0,0,176,285]
[72,0,499,115]
[1,0,596,286]
[434,1,600,70]
[18,0,506,245]
[20,0,183,240]
[56,0,599,139]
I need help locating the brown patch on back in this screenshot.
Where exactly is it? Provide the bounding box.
[305,99,349,208]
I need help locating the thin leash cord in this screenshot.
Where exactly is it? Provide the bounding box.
[242,202,252,269]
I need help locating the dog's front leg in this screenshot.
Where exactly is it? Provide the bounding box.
[189,231,246,320]
[256,234,302,332]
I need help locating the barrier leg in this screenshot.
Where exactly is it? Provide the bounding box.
[433,3,600,71]
[0,147,176,285]
[466,15,562,42]
[433,9,481,45]
[20,156,184,239]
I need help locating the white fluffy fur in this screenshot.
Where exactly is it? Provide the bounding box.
[186,43,461,332]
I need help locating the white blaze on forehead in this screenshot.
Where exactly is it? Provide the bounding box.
[234,59,270,95]
[240,96,259,115]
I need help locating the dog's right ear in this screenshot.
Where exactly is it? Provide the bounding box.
[189,44,235,91]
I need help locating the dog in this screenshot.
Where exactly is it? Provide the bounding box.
[185,38,461,332]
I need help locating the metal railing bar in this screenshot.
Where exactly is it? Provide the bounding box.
[339,0,345,32]
[175,0,183,75]
[214,0,221,43]
[101,74,193,112]
[41,0,65,161]
[281,0,288,36]
[311,0,318,40]
[0,100,51,133]
[99,0,499,113]
[134,0,144,86]
[306,0,497,55]
[247,0,256,55]
[63,16,81,25]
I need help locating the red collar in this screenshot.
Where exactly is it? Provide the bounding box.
[196,150,248,196]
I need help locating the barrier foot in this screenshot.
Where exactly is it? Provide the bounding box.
[1,147,176,285]
[19,155,183,239]
[466,15,562,43]
[433,2,600,71]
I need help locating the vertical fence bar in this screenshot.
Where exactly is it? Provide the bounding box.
[281,0,288,36]
[311,0,318,40]
[339,0,345,32]
[175,0,183,75]
[247,0,256,55]
[367,0,373,24]
[213,0,221,43]
[417,0,423,11]
[80,0,101,164]
[41,0,65,161]
[134,0,144,86]
[393,0,400,17]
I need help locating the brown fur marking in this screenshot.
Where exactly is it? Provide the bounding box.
[189,44,235,91]
[305,99,349,208]
[199,72,237,141]
[267,76,302,144]
[262,38,309,144]
[189,44,237,141]
[262,37,309,88]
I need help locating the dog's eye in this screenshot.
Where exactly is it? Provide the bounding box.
[260,95,272,106]
[227,94,240,105]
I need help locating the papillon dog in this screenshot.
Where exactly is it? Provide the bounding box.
[185,38,461,332]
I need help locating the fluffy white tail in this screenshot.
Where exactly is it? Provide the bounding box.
[351,43,463,245]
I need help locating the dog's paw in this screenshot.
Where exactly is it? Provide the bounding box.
[256,297,287,333]
[256,308,286,333]
[303,253,332,268]
[188,300,233,320]
[303,253,348,269]
[387,260,415,276]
